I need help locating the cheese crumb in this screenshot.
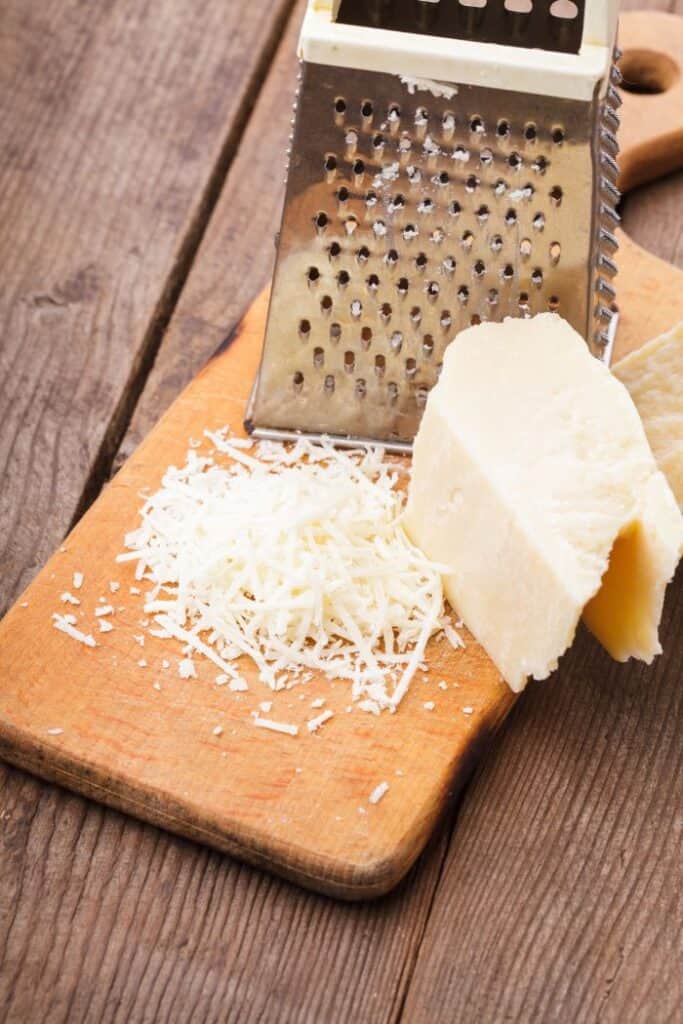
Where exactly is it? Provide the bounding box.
[178,658,197,679]
[47,727,64,736]
[137,659,147,668]
[369,781,389,804]
[310,698,326,709]
[212,725,224,737]
[259,701,273,713]
[95,605,114,617]
[72,572,84,590]
[109,581,120,593]
[307,709,334,733]
[423,701,435,711]
[253,716,299,737]
[60,592,80,606]
[462,706,474,715]
[52,614,97,648]
[229,678,248,692]
[99,619,113,633]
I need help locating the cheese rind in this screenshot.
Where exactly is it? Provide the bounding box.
[613,320,683,508]
[404,313,683,692]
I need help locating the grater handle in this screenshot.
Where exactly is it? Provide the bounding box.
[616,11,683,194]
[583,0,619,50]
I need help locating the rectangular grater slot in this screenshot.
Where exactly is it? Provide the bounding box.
[247,63,599,447]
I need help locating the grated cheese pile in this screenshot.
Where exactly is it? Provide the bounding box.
[118,429,453,711]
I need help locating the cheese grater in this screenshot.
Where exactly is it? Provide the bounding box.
[246,0,621,451]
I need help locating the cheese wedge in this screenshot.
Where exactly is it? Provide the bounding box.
[404,313,683,692]
[613,320,683,508]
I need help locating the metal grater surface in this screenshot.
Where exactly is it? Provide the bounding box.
[247,59,620,450]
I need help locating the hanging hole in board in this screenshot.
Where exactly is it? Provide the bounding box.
[618,50,679,94]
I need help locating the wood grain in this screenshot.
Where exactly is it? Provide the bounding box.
[0,0,294,617]
[1,3,683,1024]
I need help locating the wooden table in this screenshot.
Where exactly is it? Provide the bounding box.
[1,1,681,1020]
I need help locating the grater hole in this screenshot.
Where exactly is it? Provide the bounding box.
[336,186,350,204]
[397,277,409,296]
[299,318,311,339]
[501,263,515,281]
[373,220,387,238]
[490,235,503,253]
[550,0,578,19]
[449,200,462,217]
[507,152,522,170]
[475,204,490,223]
[436,170,450,186]
[387,102,401,124]
[550,185,563,206]
[385,248,399,267]
[416,385,429,408]
[494,178,507,196]
[465,174,480,193]
[462,230,474,252]
[344,350,355,372]
[524,123,537,142]
[337,270,350,288]
[324,154,337,175]
[390,331,403,352]
[313,346,324,368]
[487,289,499,306]
[473,260,486,279]
[496,119,511,139]
[387,381,399,404]
[415,252,428,270]
[531,268,544,287]
[430,227,445,245]
[334,97,347,115]
[532,156,549,174]
[504,209,517,227]
[453,145,470,164]
[398,132,412,154]
[548,295,560,312]
[426,281,440,300]
[550,241,561,264]
[361,99,374,120]
[443,255,457,274]
[470,315,482,326]
[522,182,535,200]
[415,107,429,127]
[328,241,341,260]
[372,133,385,152]
[410,306,422,325]
[440,310,452,330]
[366,273,380,292]
[324,373,335,394]
[442,112,456,137]
[407,165,422,184]
[458,285,469,304]
[330,322,342,342]
[388,193,406,212]
[293,371,304,393]
[344,214,358,235]
[361,326,373,349]
[355,378,367,399]
[405,357,417,378]
[469,115,485,134]
[418,198,435,215]
[518,291,530,312]
[403,223,419,241]
[353,159,365,181]
[350,299,363,319]
[307,266,320,285]
[480,147,494,167]
[374,354,385,377]
[320,294,333,314]
[380,302,392,323]
[345,129,358,152]
[519,238,532,258]
[314,211,329,232]
[356,245,370,264]
[551,126,566,144]
[533,212,546,231]
[365,189,378,208]
[423,334,434,356]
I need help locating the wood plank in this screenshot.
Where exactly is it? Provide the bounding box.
[0,5,460,1021]
[0,0,294,616]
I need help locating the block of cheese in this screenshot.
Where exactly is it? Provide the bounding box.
[613,320,683,508]
[404,314,683,692]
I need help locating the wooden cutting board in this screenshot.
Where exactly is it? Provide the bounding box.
[0,12,681,900]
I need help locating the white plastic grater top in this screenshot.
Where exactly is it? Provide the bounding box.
[246,0,621,451]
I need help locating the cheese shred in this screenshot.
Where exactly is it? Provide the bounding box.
[119,430,453,711]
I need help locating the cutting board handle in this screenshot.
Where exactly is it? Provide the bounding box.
[617,11,683,194]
